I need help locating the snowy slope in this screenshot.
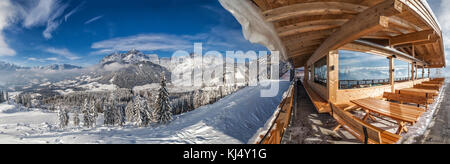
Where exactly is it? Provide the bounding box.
[0,80,290,144]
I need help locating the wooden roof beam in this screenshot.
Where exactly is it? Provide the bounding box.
[277,19,348,37]
[289,45,319,58]
[389,30,435,46]
[263,2,368,22]
[394,35,438,49]
[388,16,422,32]
[281,28,335,42]
[308,0,403,65]
[293,54,312,68]
[286,39,324,52]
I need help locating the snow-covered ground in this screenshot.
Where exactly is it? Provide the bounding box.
[0,80,290,144]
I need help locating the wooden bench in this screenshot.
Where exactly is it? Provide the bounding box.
[413,84,440,91]
[422,81,444,85]
[383,92,434,110]
[396,89,437,99]
[303,82,331,114]
[431,78,445,82]
[330,103,402,144]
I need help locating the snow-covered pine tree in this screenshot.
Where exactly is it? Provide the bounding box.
[0,91,4,103]
[89,99,98,127]
[104,103,116,126]
[155,72,173,124]
[133,96,151,127]
[15,94,21,104]
[82,99,91,128]
[115,104,126,126]
[73,109,80,127]
[5,91,9,104]
[58,106,69,128]
[125,99,135,123]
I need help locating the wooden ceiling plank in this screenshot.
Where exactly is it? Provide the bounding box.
[308,0,403,64]
[389,30,435,46]
[277,19,348,37]
[263,2,368,22]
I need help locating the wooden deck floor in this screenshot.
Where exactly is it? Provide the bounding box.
[282,79,448,144]
[281,81,360,144]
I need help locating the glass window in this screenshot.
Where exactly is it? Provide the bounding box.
[395,59,409,82]
[314,57,327,86]
[418,67,424,79]
[338,50,389,89]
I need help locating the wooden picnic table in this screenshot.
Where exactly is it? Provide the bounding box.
[351,98,425,135]
[398,88,439,98]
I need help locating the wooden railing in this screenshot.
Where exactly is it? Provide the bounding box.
[339,79,389,89]
[339,77,418,89]
[257,81,296,144]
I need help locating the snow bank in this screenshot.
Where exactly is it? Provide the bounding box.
[248,82,294,144]
[0,104,16,113]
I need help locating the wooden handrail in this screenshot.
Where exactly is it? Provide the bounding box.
[258,81,296,144]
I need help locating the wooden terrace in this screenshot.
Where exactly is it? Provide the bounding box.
[220,0,446,144]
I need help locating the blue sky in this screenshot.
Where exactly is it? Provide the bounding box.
[0,0,267,67]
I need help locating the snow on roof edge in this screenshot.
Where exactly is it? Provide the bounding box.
[218,0,289,62]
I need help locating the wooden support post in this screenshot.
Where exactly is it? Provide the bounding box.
[310,64,314,83]
[411,63,415,81]
[428,68,431,78]
[408,63,410,80]
[389,57,395,93]
[422,66,425,79]
[304,65,309,82]
[327,50,339,103]
[289,59,295,82]
[415,64,419,79]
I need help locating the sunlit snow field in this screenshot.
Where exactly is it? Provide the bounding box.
[0,80,290,144]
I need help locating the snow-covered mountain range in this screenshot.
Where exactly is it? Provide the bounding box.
[0,61,82,72]
[0,49,289,93]
[33,64,82,71]
[101,49,159,65]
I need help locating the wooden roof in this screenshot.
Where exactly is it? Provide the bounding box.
[251,0,446,68]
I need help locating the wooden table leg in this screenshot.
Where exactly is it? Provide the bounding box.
[362,110,377,122]
[363,111,370,122]
[396,121,407,135]
[333,125,342,132]
[344,105,357,111]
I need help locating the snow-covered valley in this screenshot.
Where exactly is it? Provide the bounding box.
[0,80,290,144]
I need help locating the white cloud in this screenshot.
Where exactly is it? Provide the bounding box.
[46,57,59,61]
[64,1,84,22]
[84,15,103,25]
[0,0,17,56]
[45,47,80,60]
[91,27,266,55]
[91,34,194,54]
[21,0,81,39]
[27,57,60,62]
[27,57,38,61]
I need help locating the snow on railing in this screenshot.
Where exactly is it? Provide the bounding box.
[249,80,296,144]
